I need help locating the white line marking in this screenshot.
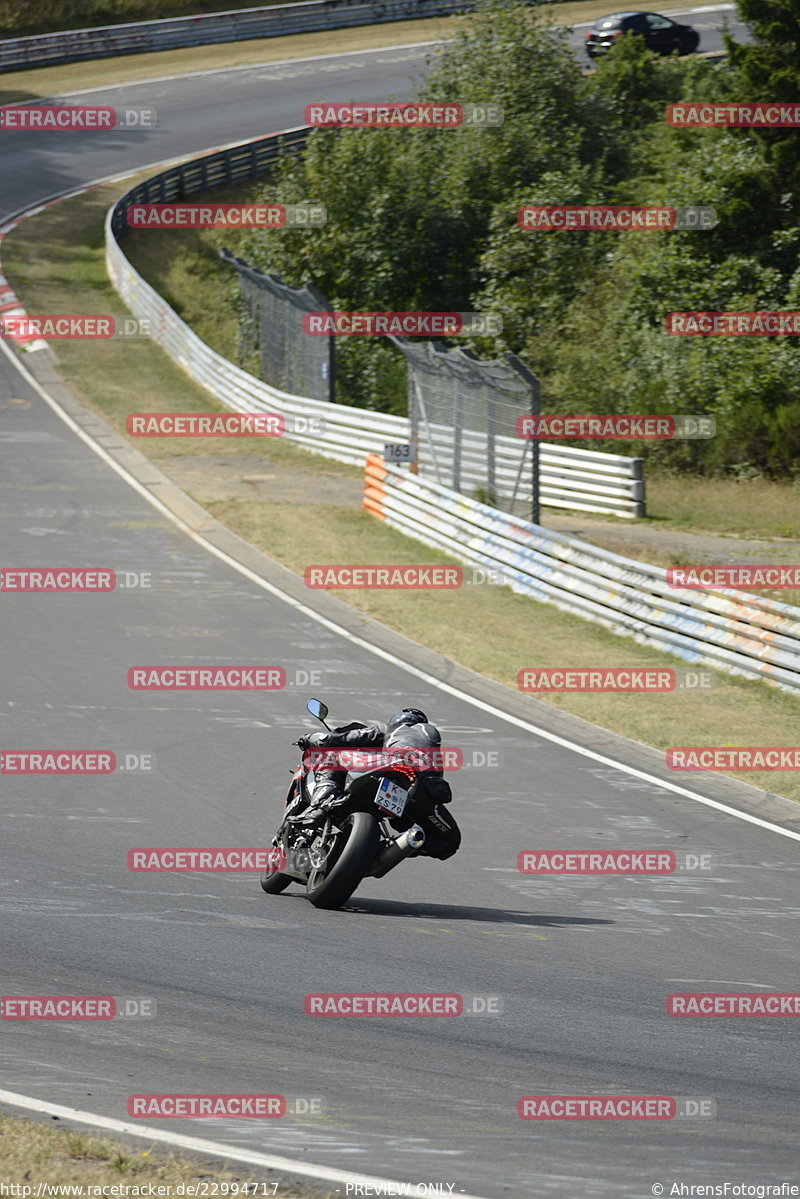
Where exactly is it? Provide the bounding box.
[571,4,734,27]
[1,328,798,843]
[0,1088,488,1197]
[25,41,444,100]
[0,50,789,1186]
[22,4,737,100]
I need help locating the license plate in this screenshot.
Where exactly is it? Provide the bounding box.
[376,776,408,817]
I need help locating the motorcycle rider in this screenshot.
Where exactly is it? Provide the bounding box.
[296,708,461,861]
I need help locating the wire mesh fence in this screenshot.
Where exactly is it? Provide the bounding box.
[219,248,540,517]
[389,337,541,523]
[220,249,335,403]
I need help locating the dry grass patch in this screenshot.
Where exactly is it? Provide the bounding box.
[647,470,800,540]
[0,0,705,103]
[0,1110,320,1192]
[208,496,800,803]
[4,164,800,805]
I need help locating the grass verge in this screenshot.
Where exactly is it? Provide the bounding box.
[645,471,800,541]
[0,1110,319,1192]
[3,177,800,804]
[121,186,800,558]
[0,19,453,105]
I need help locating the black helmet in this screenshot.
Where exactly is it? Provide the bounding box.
[386,708,428,735]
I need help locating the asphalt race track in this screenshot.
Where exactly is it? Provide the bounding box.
[2,12,798,1197]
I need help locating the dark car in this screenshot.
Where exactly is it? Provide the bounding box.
[585,11,700,58]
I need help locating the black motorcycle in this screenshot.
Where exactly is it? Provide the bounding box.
[260,699,431,910]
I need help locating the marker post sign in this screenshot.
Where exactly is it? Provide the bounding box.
[383,442,417,465]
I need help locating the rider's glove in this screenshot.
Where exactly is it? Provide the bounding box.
[296,731,327,750]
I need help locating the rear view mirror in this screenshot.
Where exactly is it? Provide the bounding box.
[307,698,329,724]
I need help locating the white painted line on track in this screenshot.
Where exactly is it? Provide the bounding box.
[0,48,789,1183]
[0,1088,489,1197]
[1,290,798,845]
[21,40,445,100]
[17,4,737,101]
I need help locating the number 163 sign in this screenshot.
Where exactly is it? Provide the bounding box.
[383,442,416,463]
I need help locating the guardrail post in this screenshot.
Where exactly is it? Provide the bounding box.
[531,373,540,526]
[631,457,646,518]
[505,352,539,525]
[408,366,419,474]
[106,125,647,523]
[0,0,489,73]
[452,376,463,493]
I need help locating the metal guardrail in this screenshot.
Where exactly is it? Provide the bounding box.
[108,127,308,242]
[1,0,472,72]
[106,127,645,516]
[417,430,644,517]
[364,454,800,694]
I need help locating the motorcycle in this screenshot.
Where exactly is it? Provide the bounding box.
[259,698,430,910]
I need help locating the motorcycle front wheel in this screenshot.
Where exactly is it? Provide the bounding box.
[259,869,292,894]
[259,835,292,893]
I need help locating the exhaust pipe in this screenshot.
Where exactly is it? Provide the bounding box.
[369,825,425,878]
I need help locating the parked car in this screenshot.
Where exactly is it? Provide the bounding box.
[585,11,700,58]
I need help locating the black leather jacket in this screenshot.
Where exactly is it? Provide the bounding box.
[308,721,453,804]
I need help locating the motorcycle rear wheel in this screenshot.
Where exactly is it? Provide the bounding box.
[305,811,379,910]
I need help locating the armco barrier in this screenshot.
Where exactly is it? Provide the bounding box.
[106,129,645,517]
[364,454,800,694]
[2,0,486,72]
